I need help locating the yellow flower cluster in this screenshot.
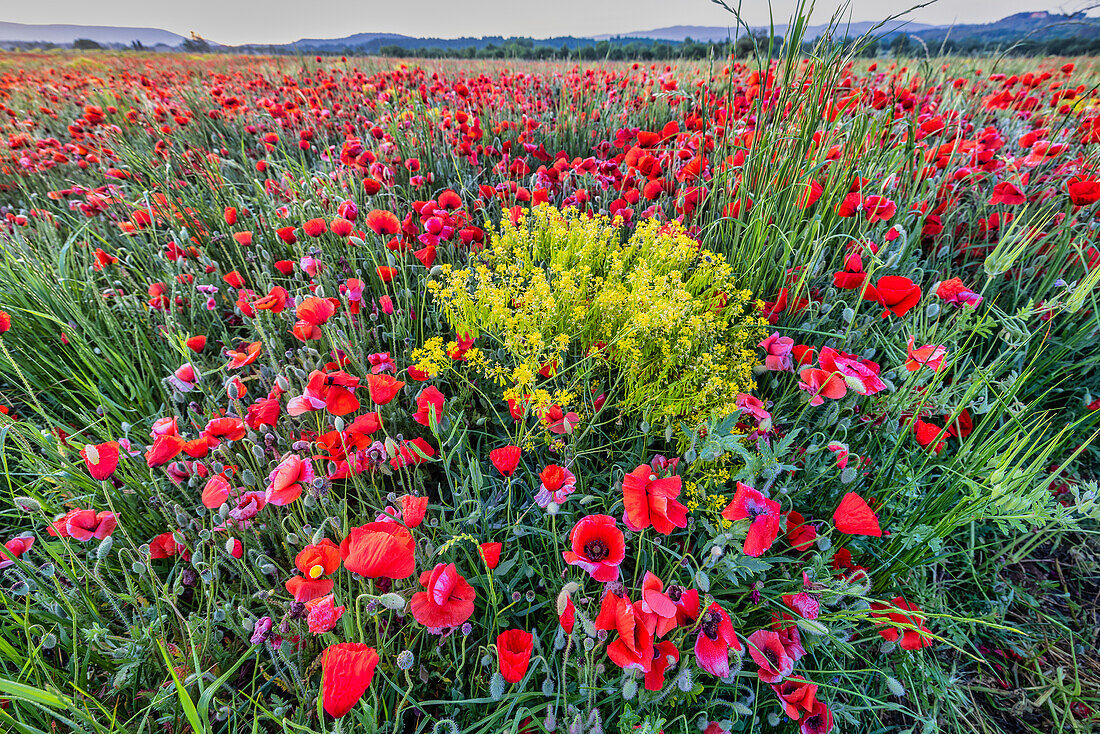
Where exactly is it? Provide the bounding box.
[420,205,766,423]
[684,476,735,528]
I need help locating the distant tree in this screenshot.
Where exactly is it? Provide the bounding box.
[73,38,102,50]
[891,33,912,56]
[734,34,757,58]
[182,32,210,52]
[130,40,145,51]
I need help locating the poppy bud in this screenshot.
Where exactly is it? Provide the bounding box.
[379,593,406,610]
[13,496,40,513]
[489,671,506,701]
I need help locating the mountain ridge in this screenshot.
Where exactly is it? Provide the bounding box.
[2,11,1097,49]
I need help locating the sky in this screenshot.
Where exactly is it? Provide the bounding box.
[2,0,1092,45]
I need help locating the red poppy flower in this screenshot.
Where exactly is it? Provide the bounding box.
[773,676,819,720]
[53,509,116,541]
[186,335,206,352]
[490,445,521,476]
[0,535,34,569]
[639,571,679,637]
[862,275,922,318]
[410,562,476,630]
[223,270,245,288]
[597,593,656,673]
[331,217,353,237]
[412,386,445,426]
[945,408,973,439]
[935,277,982,308]
[862,195,896,222]
[226,341,262,369]
[622,463,688,535]
[285,575,334,604]
[365,373,404,404]
[722,482,782,556]
[904,337,947,372]
[832,492,881,536]
[869,596,934,650]
[398,494,429,528]
[289,370,361,416]
[145,434,184,467]
[285,538,341,602]
[414,245,437,269]
[376,265,398,283]
[344,412,382,446]
[562,514,625,582]
[303,217,327,237]
[497,628,534,683]
[296,297,336,326]
[832,257,868,290]
[989,180,1026,205]
[389,437,435,469]
[365,209,400,236]
[255,286,290,312]
[183,436,210,458]
[479,541,502,569]
[558,593,576,633]
[202,473,231,508]
[87,248,113,271]
[246,397,281,429]
[645,640,680,691]
[321,643,379,718]
[800,700,835,734]
[149,531,186,559]
[785,511,817,552]
[746,629,795,683]
[912,418,947,454]
[796,179,823,209]
[80,441,120,480]
[296,539,342,578]
[1067,176,1100,206]
[340,522,416,579]
[203,417,246,446]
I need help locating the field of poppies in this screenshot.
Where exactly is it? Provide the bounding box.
[0,27,1099,734]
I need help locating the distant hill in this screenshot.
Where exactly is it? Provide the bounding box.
[275,34,609,54]
[286,32,413,49]
[0,20,185,46]
[1,10,1098,53]
[599,19,938,42]
[907,11,1100,44]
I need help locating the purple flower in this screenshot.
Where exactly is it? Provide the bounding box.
[250,616,274,645]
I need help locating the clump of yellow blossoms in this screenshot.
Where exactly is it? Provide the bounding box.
[412,205,766,423]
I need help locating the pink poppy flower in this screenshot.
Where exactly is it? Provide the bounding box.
[307,594,346,634]
[904,337,947,372]
[759,333,795,372]
[266,454,314,505]
[694,602,742,677]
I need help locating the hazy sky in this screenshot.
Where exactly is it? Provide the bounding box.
[2,0,1091,45]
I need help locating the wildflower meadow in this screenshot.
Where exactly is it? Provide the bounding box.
[0,11,1098,734]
